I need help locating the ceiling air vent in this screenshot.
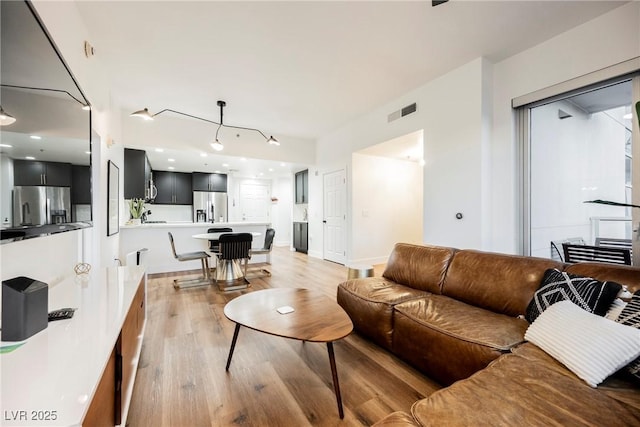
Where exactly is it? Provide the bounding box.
[388,103,417,123]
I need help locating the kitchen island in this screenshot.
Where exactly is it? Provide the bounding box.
[119,222,270,274]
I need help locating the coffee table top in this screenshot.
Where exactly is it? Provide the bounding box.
[224,288,353,342]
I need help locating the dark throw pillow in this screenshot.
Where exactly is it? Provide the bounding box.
[525,268,622,323]
[615,290,640,381]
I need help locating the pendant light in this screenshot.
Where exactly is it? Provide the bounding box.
[0,106,16,126]
[130,100,279,151]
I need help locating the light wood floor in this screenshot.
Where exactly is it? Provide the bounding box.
[127,247,440,427]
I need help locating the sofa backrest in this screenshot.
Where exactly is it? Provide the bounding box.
[383,243,455,294]
[564,262,640,293]
[442,249,563,317]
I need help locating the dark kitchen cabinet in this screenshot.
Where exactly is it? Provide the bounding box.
[192,172,227,192]
[13,160,72,187]
[153,171,192,205]
[71,165,91,204]
[293,222,308,253]
[124,148,152,200]
[295,169,308,204]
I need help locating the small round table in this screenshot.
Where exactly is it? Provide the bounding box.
[224,288,353,418]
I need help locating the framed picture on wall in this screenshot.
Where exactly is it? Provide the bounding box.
[107,160,119,236]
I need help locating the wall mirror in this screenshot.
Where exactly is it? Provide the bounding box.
[0,0,92,243]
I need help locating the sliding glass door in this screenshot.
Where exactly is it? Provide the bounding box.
[521,74,640,265]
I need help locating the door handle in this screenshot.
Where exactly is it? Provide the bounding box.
[323,220,327,223]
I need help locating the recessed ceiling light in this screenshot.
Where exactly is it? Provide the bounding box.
[155,148,164,152]
[259,172,264,176]
[30,135,41,140]
[280,163,285,167]
[25,156,35,160]
[268,168,274,172]
[200,153,207,157]
[168,158,175,162]
[623,113,633,120]
[214,170,221,173]
[222,163,229,167]
[168,166,175,170]
[241,158,247,162]
[0,144,12,148]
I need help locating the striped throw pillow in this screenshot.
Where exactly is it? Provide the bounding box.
[525,300,640,387]
[615,290,640,381]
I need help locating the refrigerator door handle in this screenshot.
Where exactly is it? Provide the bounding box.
[46,198,51,224]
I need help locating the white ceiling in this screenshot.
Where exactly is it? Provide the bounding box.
[74,1,626,170]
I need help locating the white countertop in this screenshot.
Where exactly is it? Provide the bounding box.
[121,221,270,229]
[0,266,145,426]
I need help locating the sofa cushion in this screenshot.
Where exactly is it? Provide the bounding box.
[442,249,562,317]
[392,295,528,385]
[337,277,430,350]
[525,300,640,387]
[411,343,640,426]
[525,269,622,323]
[371,411,420,427]
[565,262,640,293]
[382,243,454,294]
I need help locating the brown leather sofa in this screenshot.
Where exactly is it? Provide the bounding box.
[337,243,640,426]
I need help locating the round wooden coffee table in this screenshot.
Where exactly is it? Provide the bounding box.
[223,288,354,418]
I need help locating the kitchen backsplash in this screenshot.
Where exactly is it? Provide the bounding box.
[145,204,192,223]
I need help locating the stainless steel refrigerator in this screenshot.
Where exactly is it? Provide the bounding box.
[193,191,228,223]
[13,186,71,226]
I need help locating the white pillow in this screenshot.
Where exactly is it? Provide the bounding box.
[525,300,640,387]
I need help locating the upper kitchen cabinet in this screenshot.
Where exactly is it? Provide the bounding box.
[124,148,152,200]
[192,172,227,192]
[71,165,91,205]
[295,169,309,204]
[14,160,72,187]
[153,171,192,205]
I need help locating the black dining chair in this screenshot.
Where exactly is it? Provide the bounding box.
[207,227,233,253]
[215,233,253,291]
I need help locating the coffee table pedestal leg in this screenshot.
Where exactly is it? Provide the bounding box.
[327,342,344,419]
[226,323,241,371]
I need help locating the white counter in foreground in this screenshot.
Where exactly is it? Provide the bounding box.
[0,266,146,427]
[119,222,270,274]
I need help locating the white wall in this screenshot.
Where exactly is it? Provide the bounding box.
[0,154,13,227]
[315,2,640,260]
[315,58,490,259]
[351,153,423,264]
[271,175,293,246]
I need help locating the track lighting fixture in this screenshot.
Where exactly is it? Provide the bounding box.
[130,100,279,151]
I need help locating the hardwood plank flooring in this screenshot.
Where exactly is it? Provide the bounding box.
[127,247,440,426]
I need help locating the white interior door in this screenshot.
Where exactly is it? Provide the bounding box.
[239,182,270,222]
[323,169,346,264]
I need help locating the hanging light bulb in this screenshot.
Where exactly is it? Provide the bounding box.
[267,135,279,146]
[211,124,224,151]
[211,138,224,151]
[130,107,154,121]
[0,106,16,126]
